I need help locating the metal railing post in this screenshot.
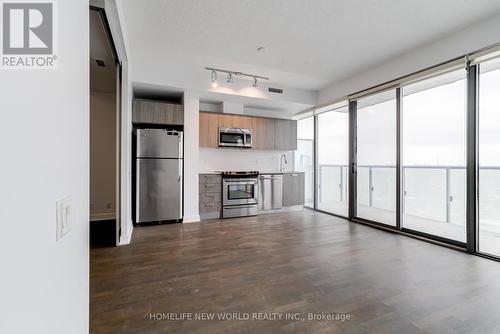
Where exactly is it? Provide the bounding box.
[369,167,373,207]
[401,166,405,217]
[446,168,451,223]
[318,165,322,204]
[339,167,343,202]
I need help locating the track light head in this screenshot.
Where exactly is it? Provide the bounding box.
[227,73,233,84]
[252,77,258,87]
[211,70,218,88]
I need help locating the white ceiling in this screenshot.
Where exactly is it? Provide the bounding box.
[121,0,500,92]
[133,81,306,116]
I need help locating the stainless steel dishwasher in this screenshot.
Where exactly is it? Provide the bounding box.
[259,174,283,210]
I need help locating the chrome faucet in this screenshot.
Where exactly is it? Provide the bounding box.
[280,154,288,172]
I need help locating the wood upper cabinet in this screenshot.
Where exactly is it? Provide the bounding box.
[199,112,297,151]
[133,99,184,125]
[251,117,275,150]
[218,114,252,129]
[274,119,297,150]
[199,112,219,148]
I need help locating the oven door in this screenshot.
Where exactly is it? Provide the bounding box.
[223,179,259,206]
[219,130,245,147]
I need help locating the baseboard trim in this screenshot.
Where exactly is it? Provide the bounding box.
[200,212,220,220]
[183,215,201,223]
[119,223,133,246]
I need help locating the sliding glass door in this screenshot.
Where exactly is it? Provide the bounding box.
[317,106,349,216]
[296,117,314,208]
[401,70,467,243]
[310,47,500,257]
[355,90,397,226]
[478,57,500,257]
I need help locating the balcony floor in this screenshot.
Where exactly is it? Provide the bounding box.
[317,202,500,256]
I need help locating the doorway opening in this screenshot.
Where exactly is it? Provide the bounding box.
[89,7,122,247]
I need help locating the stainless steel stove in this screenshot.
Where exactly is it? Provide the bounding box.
[220,171,259,218]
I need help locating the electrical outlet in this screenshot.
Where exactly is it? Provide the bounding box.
[105,201,112,209]
[56,196,72,241]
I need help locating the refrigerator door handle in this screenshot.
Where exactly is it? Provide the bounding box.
[178,158,183,218]
[178,132,183,159]
[178,159,182,182]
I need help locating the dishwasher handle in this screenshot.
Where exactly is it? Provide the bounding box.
[259,175,284,179]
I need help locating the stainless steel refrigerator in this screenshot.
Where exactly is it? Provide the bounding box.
[135,128,183,224]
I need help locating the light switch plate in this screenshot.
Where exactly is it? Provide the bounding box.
[56,196,72,241]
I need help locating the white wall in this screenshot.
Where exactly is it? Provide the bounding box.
[0,1,89,333]
[244,107,294,119]
[120,59,134,244]
[183,92,200,223]
[222,101,243,114]
[199,148,295,173]
[318,12,500,105]
[90,92,117,221]
[200,102,295,119]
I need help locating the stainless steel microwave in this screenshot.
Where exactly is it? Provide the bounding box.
[218,128,253,148]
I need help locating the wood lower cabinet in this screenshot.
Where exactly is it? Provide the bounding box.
[199,174,222,220]
[251,117,275,150]
[275,119,297,151]
[218,114,252,129]
[133,99,184,125]
[199,112,219,148]
[283,172,305,207]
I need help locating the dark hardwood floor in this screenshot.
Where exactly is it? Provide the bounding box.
[91,210,500,333]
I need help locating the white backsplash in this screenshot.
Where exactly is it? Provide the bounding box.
[199,148,295,173]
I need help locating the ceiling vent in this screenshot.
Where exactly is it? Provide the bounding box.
[268,87,283,94]
[94,59,106,67]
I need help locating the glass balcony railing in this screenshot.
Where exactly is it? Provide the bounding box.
[317,164,500,244]
[317,164,349,216]
[318,164,467,223]
[320,165,460,221]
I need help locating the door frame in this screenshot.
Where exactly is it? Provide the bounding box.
[90,6,123,246]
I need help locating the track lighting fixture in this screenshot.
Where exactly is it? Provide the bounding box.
[205,67,269,88]
[210,70,218,88]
